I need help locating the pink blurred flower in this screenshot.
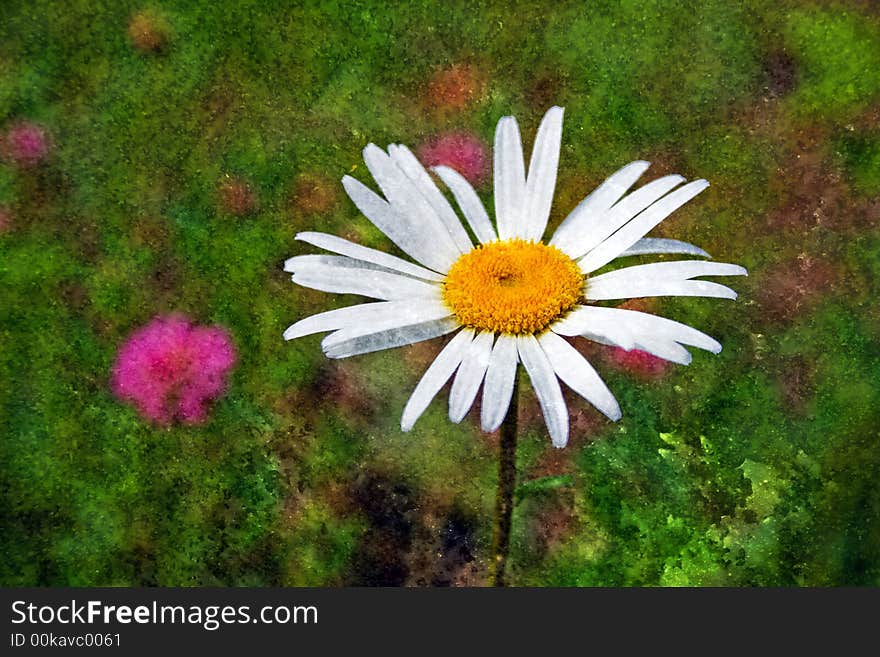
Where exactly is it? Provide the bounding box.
[111,314,237,425]
[608,347,670,379]
[418,132,488,185]
[4,121,50,166]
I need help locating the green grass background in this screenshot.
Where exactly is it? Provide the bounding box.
[2,0,879,586]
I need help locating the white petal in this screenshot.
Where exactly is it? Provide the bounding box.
[517,334,569,448]
[448,331,494,423]
[618,238,710,258]
[538,331,621,421]
[554,306,721,354]
[322,305,450,346]
[363,144,463,264]
[553,309,695,368]
[295,231,445,282]
[432,165,497,244]
[284,254,387,274]
[583,260,748,303]
[480,334,519,432]
[585,278,739,301]
[401,329,474,431]
[342,175,455,273]
[575,329,633,349]
[587,260,748,284]
[291,261,441,300]
[550,161,651,253]
[283,298,452,341]
[522,106,564,241]
[361,144,440,225]
[388,145,473,253]
[578,179,710,273]
[324,317,460,360]
[629,336,693,365]
[494,116,526,239]
[552,307,637,349]
[557,175,685,259]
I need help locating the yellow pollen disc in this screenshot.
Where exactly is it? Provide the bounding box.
[443,239,584,335]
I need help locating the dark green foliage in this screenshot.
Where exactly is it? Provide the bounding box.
[836,132,880,197]
[784,7,880,122]
[516,475,573,502]
[1,0,878,586]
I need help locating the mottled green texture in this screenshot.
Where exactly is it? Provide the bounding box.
[785,7,880,121]
[837,133,880,196]
[1,0,879,586]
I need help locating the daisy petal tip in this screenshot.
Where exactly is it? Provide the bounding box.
[619,160,651,175]
[449,411,465,425]
[480,414,501,434]
[321,344,346,359]
[430,164,458,181]
[497,115,519,131]
[401,403,425,432]
[293,230,318,243]
[601,396,623,422]
[551,433,568,449]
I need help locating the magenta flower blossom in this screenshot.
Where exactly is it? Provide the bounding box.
[111,314,237,425]
[417,132,488,185]
[3,121,51,166]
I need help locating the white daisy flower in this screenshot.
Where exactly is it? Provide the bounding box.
[284,107,746,448]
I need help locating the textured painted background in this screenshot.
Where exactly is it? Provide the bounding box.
[1,0,879,586]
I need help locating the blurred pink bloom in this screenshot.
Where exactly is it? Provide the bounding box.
[608,347,670,379]
[4,121,50,166]
[418,132,488,185]
[111,314,237,425]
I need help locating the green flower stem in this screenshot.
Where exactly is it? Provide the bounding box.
[489,375,519,587]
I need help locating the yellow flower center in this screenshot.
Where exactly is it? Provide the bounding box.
[443,239,584,335]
